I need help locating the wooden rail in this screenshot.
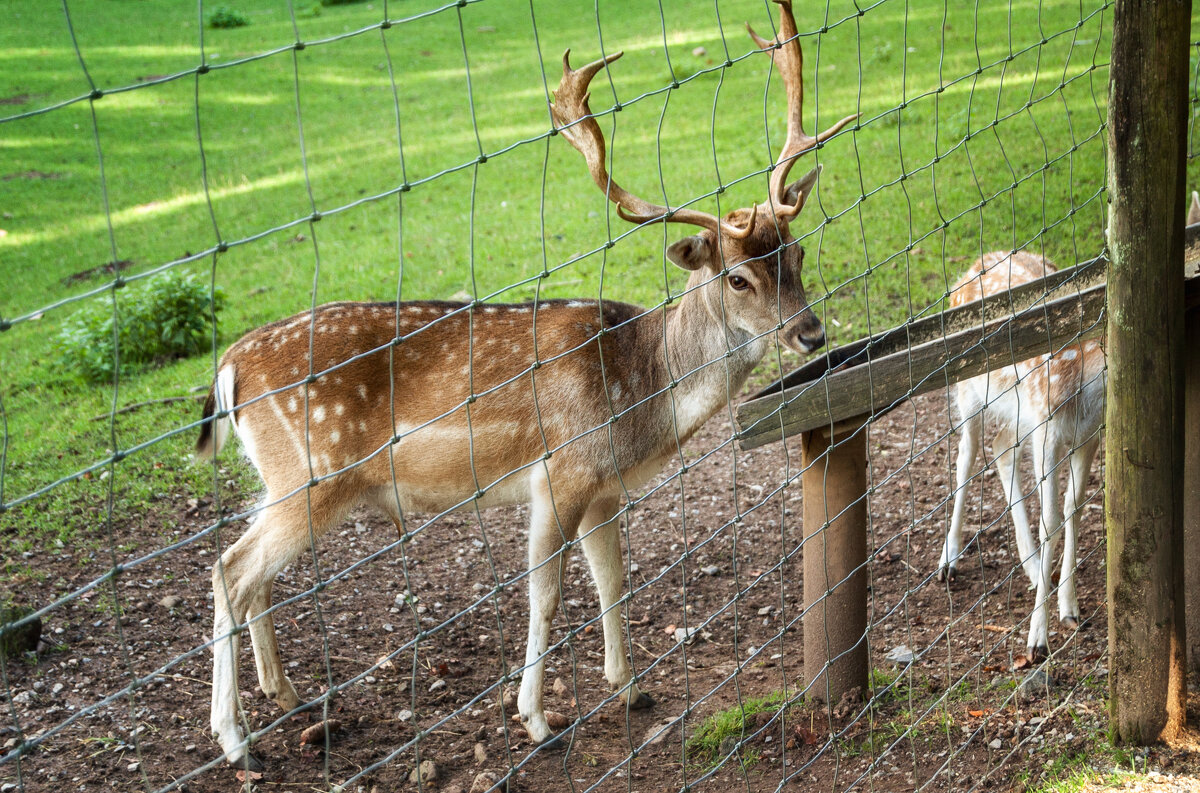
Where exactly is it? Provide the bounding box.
[735,253,1107,450]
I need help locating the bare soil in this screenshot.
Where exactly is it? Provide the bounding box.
[3,389,1199,793]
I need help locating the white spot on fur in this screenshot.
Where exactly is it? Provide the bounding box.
[330,430,341,443]
[287,397,298,412]
[357,384,368,400]
[335,403,345,416]
[313,405,326,423]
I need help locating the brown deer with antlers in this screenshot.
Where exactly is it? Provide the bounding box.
[198,0,854,769]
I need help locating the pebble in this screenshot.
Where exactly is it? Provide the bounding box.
[126,761,140,772]
[397,709,414,722]
[692,46,707,57]
[701,565,721,576]
[1019,669,1056,695]
[429,679,447,692]
[474,742,488,763]
[885,644,915,664]
[988,738,1003,750]
[409,759,438,784]
[157,595,182,610]
[552,677,570,699]
[470,771,504,793]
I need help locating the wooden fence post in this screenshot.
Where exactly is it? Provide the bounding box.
[1104,0,1190,743]
[801,427,868,704]
[1187,301,1200,675]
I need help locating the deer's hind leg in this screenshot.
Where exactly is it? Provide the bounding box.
[211,483,355,768]
[518,470,589,745]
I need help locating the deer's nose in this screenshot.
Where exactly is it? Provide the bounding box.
[795,325,825,354]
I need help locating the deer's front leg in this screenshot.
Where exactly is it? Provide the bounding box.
[518,473,585,745]
[579,496,652,711]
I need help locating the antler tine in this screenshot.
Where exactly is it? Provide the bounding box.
[551,50,755,239]
[748,0,859,220]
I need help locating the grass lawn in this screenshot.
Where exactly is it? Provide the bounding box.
[0,0,1193,554]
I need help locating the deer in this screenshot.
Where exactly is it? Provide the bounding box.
[936,250,1106,660]
[195,0,856,770]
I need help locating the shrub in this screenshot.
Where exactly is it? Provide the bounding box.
[208,6,249,28]
[57,272,226,383]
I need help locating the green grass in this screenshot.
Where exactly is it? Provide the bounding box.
[686,690,789,768]
[1,0,1198,548]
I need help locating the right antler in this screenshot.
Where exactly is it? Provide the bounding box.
[551,50,757,240]
[747,0,859,221]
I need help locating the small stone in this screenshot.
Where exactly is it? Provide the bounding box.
[501,686,518,712]
[674,626,701,644]
[474,742,488,763]
[429,679,447,692]
[552,677,570,700]
[409,759,438,784]
[885,644,915,664]
[701,565,721,576]
[545,710,570,730]
[11,691,34,705]
[1,783,17,793]
[641,718,679,747]
[692,46,707,57]
[184,744,197,753]
[757,606,772,616]
[50,683,64,695]
[1019,669,1056,696]
[470,771,504,793]
[397,709,414,722]
[157,595,182,610]
[988,738,1003,750]
[127,761,140,772]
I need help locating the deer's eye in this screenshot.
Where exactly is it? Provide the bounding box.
[728,275,750,291]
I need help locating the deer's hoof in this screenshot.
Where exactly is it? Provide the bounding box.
[1061,615,1081,631]
[229,751,265,774]
[627,691,655,711]
[1027,644,1048,664]
[937,565,957,583]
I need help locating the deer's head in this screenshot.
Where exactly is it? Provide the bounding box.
[551,0,856,356]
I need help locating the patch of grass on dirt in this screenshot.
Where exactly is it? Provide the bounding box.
[686,690,790,768]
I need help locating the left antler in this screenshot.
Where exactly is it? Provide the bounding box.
[747,0,859,221]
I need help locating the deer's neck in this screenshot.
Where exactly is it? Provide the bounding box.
[651,288,768,443]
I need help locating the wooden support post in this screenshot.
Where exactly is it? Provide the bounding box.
[801,427,868,704]
[1105,0,1190,744]
[1186,300,1200,674]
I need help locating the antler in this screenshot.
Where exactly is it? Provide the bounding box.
[747,0,859,221]
[551,50,756,240]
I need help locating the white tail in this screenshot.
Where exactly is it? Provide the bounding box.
[199,0,854,770]
[937,251,1105,659]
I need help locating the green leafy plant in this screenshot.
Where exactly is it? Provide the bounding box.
[57,272,226,383]
[207,6,249,28]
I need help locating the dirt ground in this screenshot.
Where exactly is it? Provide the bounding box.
[3,388,1200,793]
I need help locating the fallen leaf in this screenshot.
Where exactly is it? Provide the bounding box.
[235,770,264,783]
[1011,655,1031,671]
[299,718,344,746]
[978,624,1012,634]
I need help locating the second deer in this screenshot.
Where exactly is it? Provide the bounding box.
[937,251,1105,659]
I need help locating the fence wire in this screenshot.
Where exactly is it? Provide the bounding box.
[0,0,1168,791]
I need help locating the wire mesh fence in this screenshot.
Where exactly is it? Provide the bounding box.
[0,0,1180,791]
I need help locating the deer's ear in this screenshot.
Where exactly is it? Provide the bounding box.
[666,235,713,271]
[782,165,822,213]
